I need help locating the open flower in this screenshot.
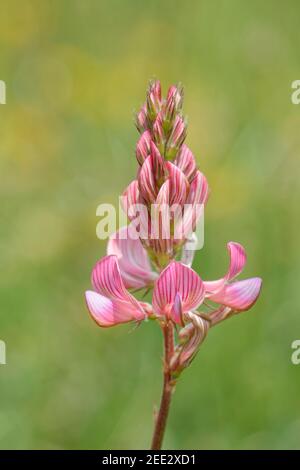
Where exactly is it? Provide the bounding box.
[151,254,262,375]
[152,249,262,328]
[152,261,205,325]
[203,242,262,324]
[85,255,151,327]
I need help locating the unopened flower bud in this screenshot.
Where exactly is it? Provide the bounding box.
[164,84,184,124]
[136,130,151,165]
[153,112,165,154]
[146,80,162,121]
[165,115,187,160]
[135,103,148,133]
[170,312,209,376]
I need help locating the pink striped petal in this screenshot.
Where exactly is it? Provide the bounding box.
[186,170,209,206]
[209,305,232,326]
[167,115,187,149]
[174,145,197,182]
[107,227,158,289]
[209,277,262,311]
[173,201,204,242]
[151,180,172,255]
[92,255,131,300]
[135,102,148,133]
[171,292,184,325]
[173,170,208,236]
[165,85,183,122]
[85,290,145,327]
[136,130,151,165]
[225,242,247,280]
[153,261,205,323]
[150,140,163,162]
[91,255,146,323]
[171,312,209,372]
[147,79,162,115]
[155,179,170,205]
[138,147,166,203]
[166,161,189,206]
[204,242,247,295]
[121,180,140,220]
[153,111,164,144]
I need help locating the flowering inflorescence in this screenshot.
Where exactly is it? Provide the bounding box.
[85,79,262,381]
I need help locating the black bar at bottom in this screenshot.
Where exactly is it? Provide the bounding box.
[0,449,294,466]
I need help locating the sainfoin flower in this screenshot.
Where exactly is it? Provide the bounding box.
[85,255,149,327]
[85,80,262,449]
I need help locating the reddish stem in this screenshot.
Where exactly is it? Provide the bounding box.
[151,321,176,450]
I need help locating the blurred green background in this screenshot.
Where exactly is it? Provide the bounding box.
[0,0,300,450]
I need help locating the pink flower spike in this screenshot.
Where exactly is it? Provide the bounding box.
[153,261,205,324]
[85,255,147,327]
[107,227,158,289]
